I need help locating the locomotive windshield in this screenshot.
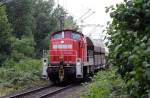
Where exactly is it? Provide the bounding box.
[71,32,80,40]
[53,33,62,39]
[53,31,65,39]
[52,31,81,40]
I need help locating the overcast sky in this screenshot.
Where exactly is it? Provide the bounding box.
[55,0,123,39]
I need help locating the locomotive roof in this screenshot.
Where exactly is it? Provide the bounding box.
[51,29,84,36]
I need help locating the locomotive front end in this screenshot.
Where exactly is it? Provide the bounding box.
[47,30,84,83]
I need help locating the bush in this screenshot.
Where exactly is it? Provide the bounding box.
[0,58,42,89]
[107,0,150,97]
[11,37,35,59]
[81,67,127,98]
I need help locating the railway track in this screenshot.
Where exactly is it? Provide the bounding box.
[2,84,78,98]
[39,84,76,98]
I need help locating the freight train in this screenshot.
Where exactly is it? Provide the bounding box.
[42,29,106,83]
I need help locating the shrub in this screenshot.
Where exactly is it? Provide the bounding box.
[107,0,150,97]
[0,58,42,89]
[82,67,127,98]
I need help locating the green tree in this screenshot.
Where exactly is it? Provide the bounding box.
[107,0,150,97]
[32,0,55,57]
[0,4,12,64]
[6,0,35,57]
[6,0,34,38]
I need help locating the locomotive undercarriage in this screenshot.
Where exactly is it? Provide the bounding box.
[47,63,92,83]
[47,66,76,83]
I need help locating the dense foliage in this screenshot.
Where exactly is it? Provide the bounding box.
[0,59,42,87]
[0,58,45,96]
[0,0,77,63]
[107,0,150,97]
[82,68,127,98]
[0,4,12,64]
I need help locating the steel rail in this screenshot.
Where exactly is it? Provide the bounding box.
[3,84,52,98]
[39,84,76,98]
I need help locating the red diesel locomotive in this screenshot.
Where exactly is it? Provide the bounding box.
[46,29,106,83]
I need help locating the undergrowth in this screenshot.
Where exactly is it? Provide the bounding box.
[81,67,128,98]
[0,58,48,96]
